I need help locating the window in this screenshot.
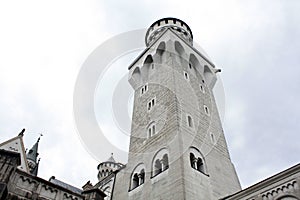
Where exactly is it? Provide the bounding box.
[210,133,215,144]
[200,85,205,93]
[140,84,148,96]
[151,63,155,69]
[147,98,156,111]
[151,148,169,178]
[184,71,189,80]
[130,164,146,191]
[147,123,156,138]
[189,63,192,69]
[204,105,210,115]
[189,147,206,174]
[187,115,193,128]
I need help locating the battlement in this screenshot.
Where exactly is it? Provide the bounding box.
[145,17,193,46]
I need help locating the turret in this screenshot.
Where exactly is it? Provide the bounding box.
[97,153,124,181]
[26,136,41,176]
[145,17,193,46]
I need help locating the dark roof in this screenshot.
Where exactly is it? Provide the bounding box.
[49,176,82,194]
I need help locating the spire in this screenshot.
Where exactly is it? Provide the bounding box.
[26,134,42,176]
[26,136,41,163]
[106,153,116,163]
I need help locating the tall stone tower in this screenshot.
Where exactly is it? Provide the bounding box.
[113,17,241,200]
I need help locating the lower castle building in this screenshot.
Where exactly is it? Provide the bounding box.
[0,18,299,200]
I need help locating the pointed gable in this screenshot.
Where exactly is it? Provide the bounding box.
[0,133,30,173]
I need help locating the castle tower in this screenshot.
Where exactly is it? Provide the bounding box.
[113,17,241,200]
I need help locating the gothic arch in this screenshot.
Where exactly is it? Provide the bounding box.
[132,67,141,85]
[175,40,185,56]
[153,41,166,64]
[204,65,214,85]
[151,148,169,177]
[141,54,154,81]
[189,54,203,75]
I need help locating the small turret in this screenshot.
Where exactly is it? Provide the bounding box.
[145,17,193,47]
[26,136,41,176]
[97,153,124,181]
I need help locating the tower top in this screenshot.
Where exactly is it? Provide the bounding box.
[145,17,193,47]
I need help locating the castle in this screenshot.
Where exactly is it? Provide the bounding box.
[0,18,299,200]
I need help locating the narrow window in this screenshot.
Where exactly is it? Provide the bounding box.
[148,127,152,138]
[152,124,156,135]
[200,85,205,93]
[210,133,215,144]
[204,105,210,115]
[148,98,156,111]
[187,115,193,128]
[140,85,148,96]
[189,63,192,69]
[202,79,205,83]
[184,72,189,80]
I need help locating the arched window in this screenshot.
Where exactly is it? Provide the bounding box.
[151,148,169,178]
[130,163,145,191]
[189,147,206,174]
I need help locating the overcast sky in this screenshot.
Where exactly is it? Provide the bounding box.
[0,0,299,190]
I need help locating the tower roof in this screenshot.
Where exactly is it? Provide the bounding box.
[106,153,116,163]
